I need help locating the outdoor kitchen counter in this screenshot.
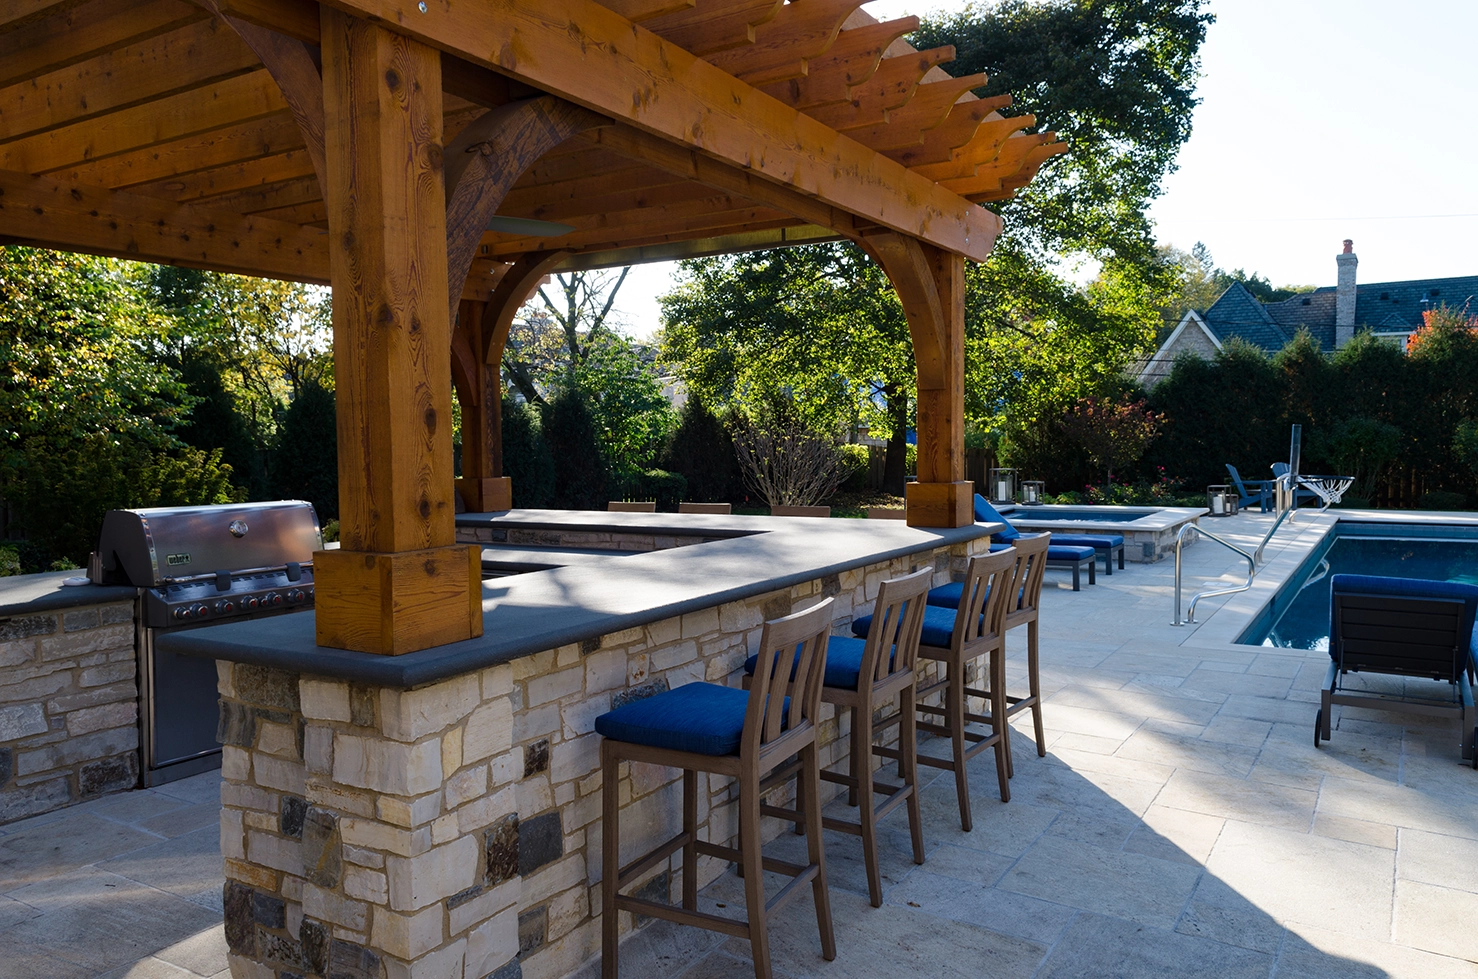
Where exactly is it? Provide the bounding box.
[158,510,997,688]
[0,568,137,618]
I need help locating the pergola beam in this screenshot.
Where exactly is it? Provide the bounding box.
[317,0,1000,261]
[0,166,328,281]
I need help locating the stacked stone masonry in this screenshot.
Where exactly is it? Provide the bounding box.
[219,537,988,979]
[0,599,140,822]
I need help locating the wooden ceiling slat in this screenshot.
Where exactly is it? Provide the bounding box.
[759,17,916,109]
[803,46,955,131]
[594,0,697,22]
[211,0,321,44]
[908,112,1031,181]
[939,132,1059,198]
[973,141,1066,201]
[884,96,1012,168]
[481,200,793,255]
[201,173,322,214]
[640,0,784,56]
[252,199,327,225]
[0,70,287,174]
[510,147,645,189]
[845,73,987,150]
[52,112,303,189]
[0,0,203,90]
[0,0,84,34]
[705,0,864,88]
[518,178,719,224]
[127,148,316,203]
[0,166,328,281]
[0,19,259,143]
[500,165,690,218]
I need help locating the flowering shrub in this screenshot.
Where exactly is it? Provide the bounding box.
[1060,395,1161,488]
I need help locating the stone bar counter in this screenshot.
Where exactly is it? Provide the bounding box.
[159,511,996,979]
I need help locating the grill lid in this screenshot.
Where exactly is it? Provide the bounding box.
[91,501,323,587]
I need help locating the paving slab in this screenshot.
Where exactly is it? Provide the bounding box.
[1034,912,1273,979]
[998,835,1201,928]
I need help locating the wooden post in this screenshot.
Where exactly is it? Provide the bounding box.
[863,232,972,528]
[452,298,512,512]
[314,10,482,655]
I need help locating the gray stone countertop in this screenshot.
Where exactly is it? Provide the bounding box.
[158,510,995,689]
[0,569,138,619]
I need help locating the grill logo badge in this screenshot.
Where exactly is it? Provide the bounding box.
[166,553,191,566]
[229,519,249,538]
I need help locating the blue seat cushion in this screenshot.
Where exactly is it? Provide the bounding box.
[595,682,752,756]
[743,635,883,691]
[973,494,1019,542]
[1047,544,1095,562]
[1048,533,1124,550]
[1330,574,1478,663]
[855,604,962,649]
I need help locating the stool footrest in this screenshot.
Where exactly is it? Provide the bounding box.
[616,831,694,891]
[616,895,750,939]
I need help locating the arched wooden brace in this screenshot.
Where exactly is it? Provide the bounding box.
[444,96,608,324]
[861,232,972,528]
[453,250,570,512]
[199,0,327,190]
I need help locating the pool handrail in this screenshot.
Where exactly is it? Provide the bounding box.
[1172,522,1258,626]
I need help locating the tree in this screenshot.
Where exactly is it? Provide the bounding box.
[501,396,556,509]
[1311,416,1403,502]
[732,400,852,508]
[1060,395,1160,488]
[660,395,742,503]
[503,268,630,406]
[541,386,609,510]
[270,381,339,521]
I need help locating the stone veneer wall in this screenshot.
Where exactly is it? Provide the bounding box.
[0,599,139,822]
[218,535,988,979]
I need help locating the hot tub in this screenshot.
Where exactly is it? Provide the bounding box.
[1007,505,1207,563]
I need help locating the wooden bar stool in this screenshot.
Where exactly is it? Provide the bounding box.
[745,567,932,907]
[679,502,732,514]
[865,549,1018,831]
[608,500,657,512]
[596,599,837,979]
[1000,532,1049,773]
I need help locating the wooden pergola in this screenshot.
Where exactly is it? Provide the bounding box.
[0,0,1063,654]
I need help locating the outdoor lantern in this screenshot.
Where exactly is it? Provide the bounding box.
[1021,480,1046,505]
[1207,484,1232,516]
[989,468,1017,504]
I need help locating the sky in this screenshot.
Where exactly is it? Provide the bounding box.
[605,0,1478,338]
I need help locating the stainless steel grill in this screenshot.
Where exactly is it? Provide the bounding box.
[91,501,323,784]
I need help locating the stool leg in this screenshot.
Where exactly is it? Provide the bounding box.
[996,646,1014,780]
[739,769,772,979]
[1028,619,1045,757]
[601,746,620,979]
[848,706,862,808]
[683,769,698,910]
[991,646,1011,803]
[802,740,836,961]
[947,657,972,832]
[901,685,925,866]
[855,703,882,907]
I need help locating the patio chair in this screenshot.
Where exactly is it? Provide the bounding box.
[745,567,931,906]
[1317,574,1477,767]
[857,549,1018,831]
[608,500,656,512]
[972,495,1095,589]
[678,502,732,514]
[597,599,837,979]
[1225,464,1274,513]
[1270,463,1323,508]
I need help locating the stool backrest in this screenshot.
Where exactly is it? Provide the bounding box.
[952,548,1019,649]
[678,502,732,514]
[744,597,834,756]
[1007,533,1050,618]
[608,501,657,512]
[860,567,933,687]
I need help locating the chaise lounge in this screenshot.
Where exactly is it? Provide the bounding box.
[973,496,1097,590]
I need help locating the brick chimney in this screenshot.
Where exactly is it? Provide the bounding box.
[1335,239,1358,349]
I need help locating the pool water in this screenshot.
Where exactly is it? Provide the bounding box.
[1244,529,1478,650]
[1012,508,1155,522]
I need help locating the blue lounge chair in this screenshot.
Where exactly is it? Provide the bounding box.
[1319,574,1477,765]
[1225,464,1274,512]
[973,495,1118,578]
[973,496,1095,590]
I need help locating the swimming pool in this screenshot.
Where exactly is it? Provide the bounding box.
[1238,521,1478,649]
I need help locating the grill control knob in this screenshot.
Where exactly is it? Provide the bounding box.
[192,603,211,618]
[263,592,284,607]
[241,596,259,611]
[215,599,236,615]
[173,606,193,621]
[303,587,314,602]
[286,588,305,604]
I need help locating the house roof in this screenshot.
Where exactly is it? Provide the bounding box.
[1202,275,1478,353]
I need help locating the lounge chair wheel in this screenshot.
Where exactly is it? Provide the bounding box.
[1313,710,1322,748]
